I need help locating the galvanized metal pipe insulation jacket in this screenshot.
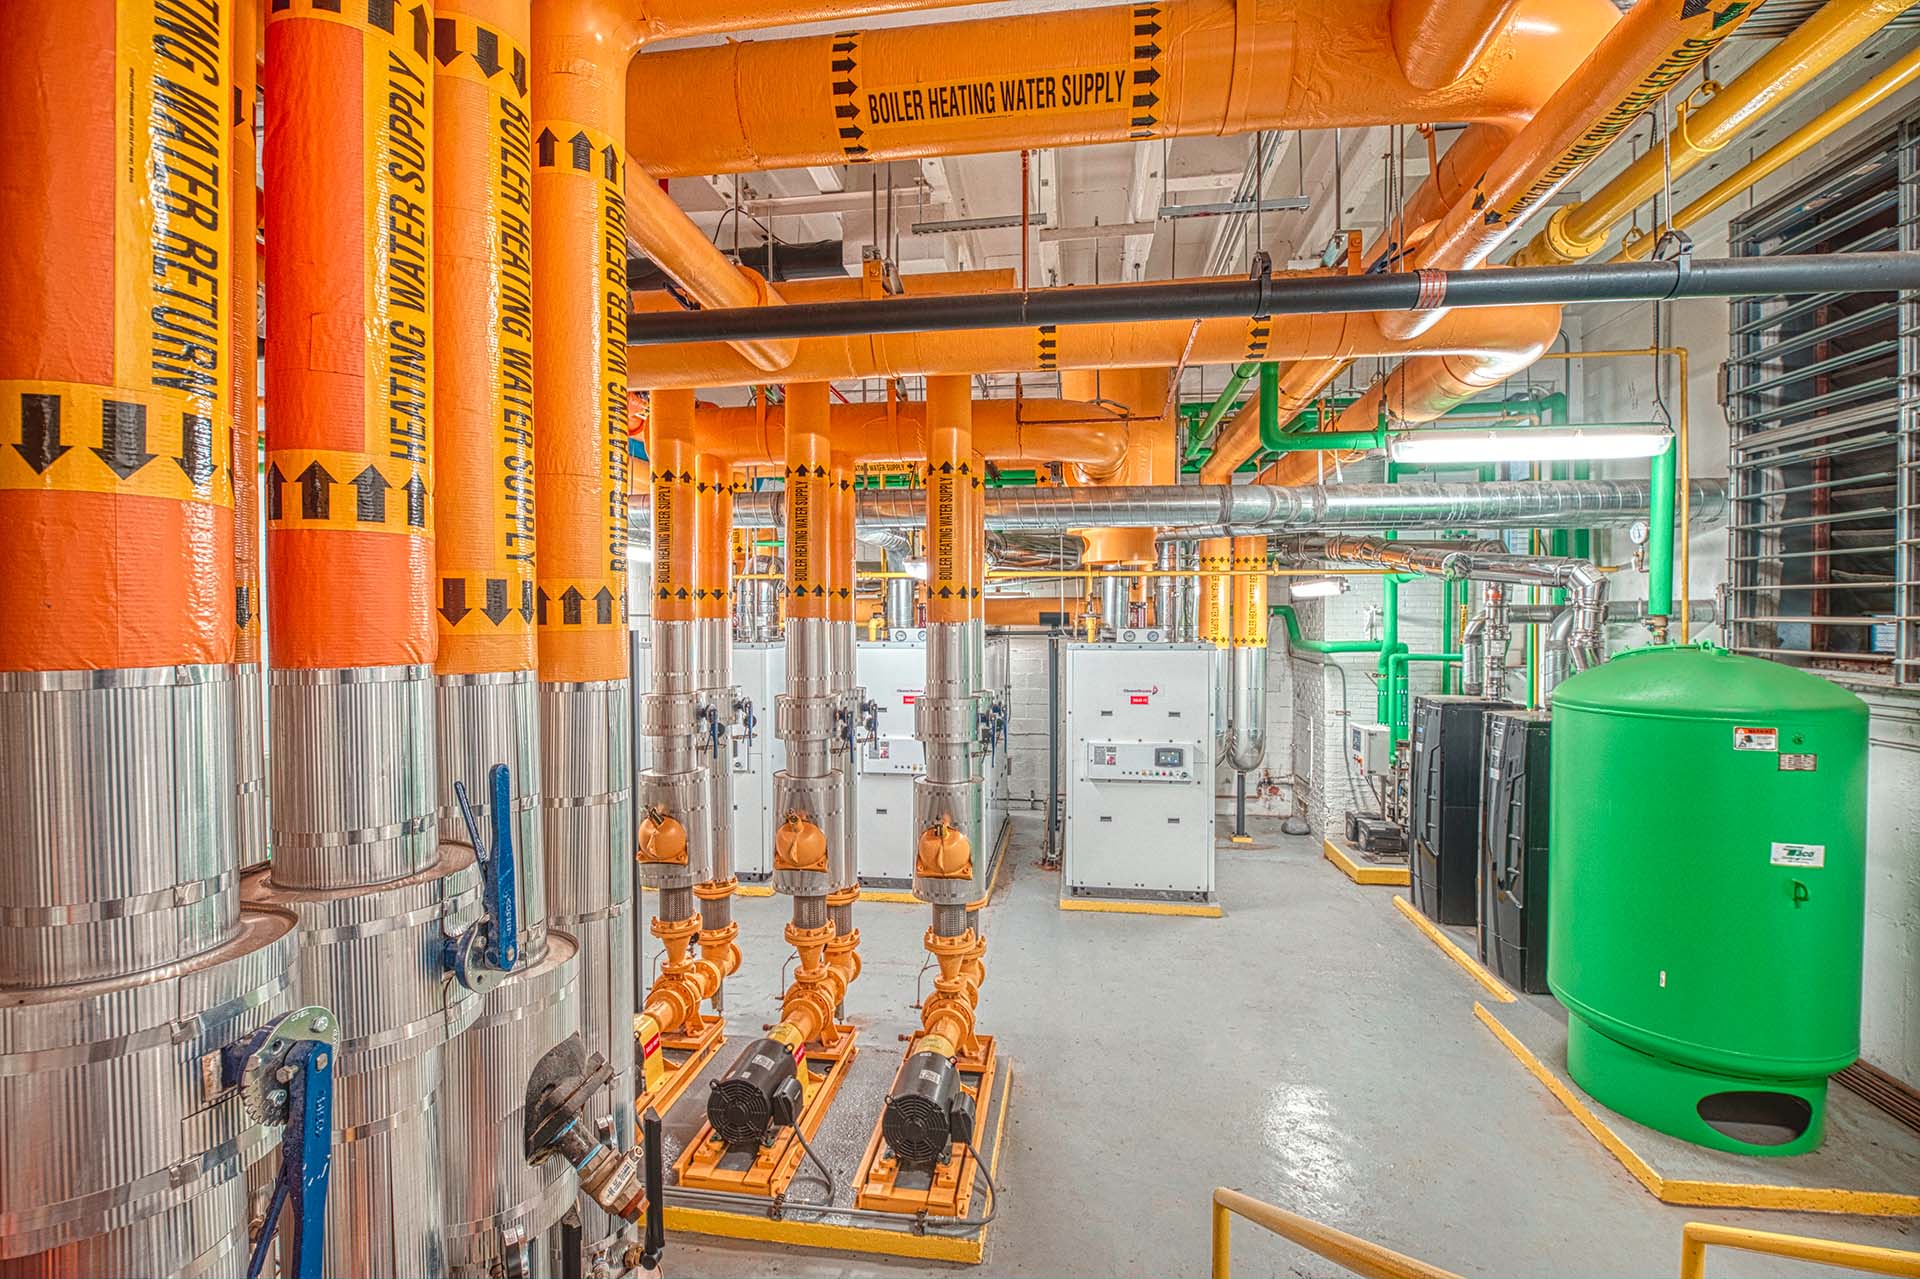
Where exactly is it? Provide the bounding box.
[637,478,1727,535]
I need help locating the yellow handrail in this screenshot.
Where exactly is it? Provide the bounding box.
[1678,1223,1920,1279]
[1209,1188,1460,1279]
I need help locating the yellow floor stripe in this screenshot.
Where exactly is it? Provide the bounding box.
[1391,895,1516,1004]
[1472,1002,1920,1218]
[1058,897,1222,918]
[1323,838,1411,886]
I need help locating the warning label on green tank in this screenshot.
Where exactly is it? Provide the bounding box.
[1732,725,1778,751]
[1771,842,1825,869]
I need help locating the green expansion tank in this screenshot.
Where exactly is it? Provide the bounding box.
[1548,644,1868,1156]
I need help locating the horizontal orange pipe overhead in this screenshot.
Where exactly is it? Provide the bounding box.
[623,162,796,372]
[629,267,1018,318]
[624,0,1617,177]
[1384,0,1759,316]
[1391,0,1530,91]
[628,0,990,43]
[628,300,1561,392]
[691,398,1131,468]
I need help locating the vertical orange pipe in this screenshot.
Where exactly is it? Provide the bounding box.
[531,1,635,682]
[233,0,261,674]
[435,0,539,676]
[830,452,856,626]
[924,376,975,625]
[1231,537,1269,647]
[0,0,235,673]
[649,389,697,623]
[694,450,732,627]
[266,0,435,670]
[1199,539,1233,646]
[785,384,832,620]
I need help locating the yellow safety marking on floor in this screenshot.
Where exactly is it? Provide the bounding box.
[734,882,775,897]
[857,888,921,904]
[1392,895,1515,1004]
[1058,897,1222,918]
[1323,838,1411,887]
[1472,1003,1920,1219]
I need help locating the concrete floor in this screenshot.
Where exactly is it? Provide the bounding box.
[665,816,1920,1278]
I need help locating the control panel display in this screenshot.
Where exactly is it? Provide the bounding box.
[1085,740,1198,782]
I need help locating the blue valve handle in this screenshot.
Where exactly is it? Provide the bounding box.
[235,1014,334,1279]
[486,764,518,971]
[452,770,519,975]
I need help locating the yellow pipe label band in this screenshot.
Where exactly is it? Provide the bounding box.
[266,448,432,534]
[652,465,692,603]
[536,577,622,628]
[1,380,233,505]
[534,115,630,632]
[786,461,826,600]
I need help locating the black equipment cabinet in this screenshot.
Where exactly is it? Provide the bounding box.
[1477,709,1553,993]
[1408,695,1509,925]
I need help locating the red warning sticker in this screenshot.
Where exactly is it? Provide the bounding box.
[1732,726,1778,752]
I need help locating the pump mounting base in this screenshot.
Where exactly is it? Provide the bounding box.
[675,1025,859,1199]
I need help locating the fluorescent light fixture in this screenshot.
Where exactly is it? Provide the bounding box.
[1388,425,1673,465]
[1289,577,1348,599]
[904,556,929,581]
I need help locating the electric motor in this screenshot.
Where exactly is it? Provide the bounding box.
[881,1051,974,1165]
[706,1038,802,1147]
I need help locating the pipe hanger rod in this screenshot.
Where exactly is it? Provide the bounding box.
[626,253,1920,347]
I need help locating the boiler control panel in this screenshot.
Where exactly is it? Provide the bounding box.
[1085,740,1198,782]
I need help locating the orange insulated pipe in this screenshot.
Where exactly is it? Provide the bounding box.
[265,0,435,670]
[830,453,857,625]
[1381,0,1760,340]
[531,0,636,683]
[624,0,1618,176]
[1062,367,1172,567]
[924,376,976,626]
[435,0,540,676]
[694,451,733,625]
[0,0,235,673]
[785,383,833,620]
[649,388,698,622]
[1391,0,1530,90]
[233,1,262,678]
[626,299,1566,391]
[686,398,1133,469]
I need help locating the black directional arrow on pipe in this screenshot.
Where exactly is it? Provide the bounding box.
[411,5,430,60]
[511,50,528,97]
[474,27,502,78]
[569,131,593,171]
[13,392,67,474]
[405,471,427,527]
[519,580,534,622]
[433,16,459,64]
[594,586,614,624]
[536,128,556,167]
[561,586,584,624]
[176,413,215,485]
[236,584,252,630]
[351,464,390,522]
[96,401,155,479]
[440,577,470,624]
[602,144,618,182]
[266,463,286,520]
[297,461,334,519]
[483,578,511,624]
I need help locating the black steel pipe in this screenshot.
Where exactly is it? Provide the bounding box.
[627,253,1920,346]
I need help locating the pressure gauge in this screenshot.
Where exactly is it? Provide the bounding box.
[1627,519,1650,547]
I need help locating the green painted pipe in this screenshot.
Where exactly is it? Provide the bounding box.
[1269,605,1383,655]
[1261,427,1387,453]
[1184,360,1263,461]
[1387,650,1464,742]
[1648,439,1676,625]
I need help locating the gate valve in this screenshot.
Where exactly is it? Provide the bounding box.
[221,1005,336,1279]
[526,1035,667,1269]
[444,765,520,994]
